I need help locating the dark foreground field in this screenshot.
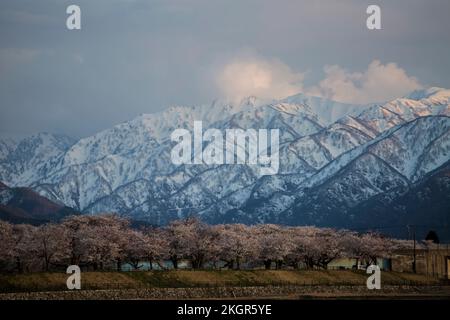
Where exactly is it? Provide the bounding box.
[0,270,449,300]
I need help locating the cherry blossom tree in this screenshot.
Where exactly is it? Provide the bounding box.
[120,227,168,270]
[121,229,149,270]
[340,231,394,268]
[188,221,219,269]
[214,224,257,269]
[144,227,169,269]
[0,221,15,271]
[34,223,70,271]
[252,224,292,269]
[285,227,345,269]
[164,217,220,269]
[311,228,346,269]
[61,214,129,270]
[11,224,38,273]
[283,227,309,269]
[163,218,191,269]
[0,214,403,273]
[358,232,393,265]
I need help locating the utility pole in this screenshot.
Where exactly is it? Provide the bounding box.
[408,225,417,273]
[413,226,416,273]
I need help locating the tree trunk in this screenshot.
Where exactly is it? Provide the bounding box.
[117,259,122,271]
[131,260,140,270]
[44,256,50,272]
[148,258,153,270]
[276,260,283,269]
[16,258,22,273]
[171,256,178,269]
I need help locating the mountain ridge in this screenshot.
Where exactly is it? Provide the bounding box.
[0,181,79,224]
[0,88,449,236]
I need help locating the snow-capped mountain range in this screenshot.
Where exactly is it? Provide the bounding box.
[1,87,449,234]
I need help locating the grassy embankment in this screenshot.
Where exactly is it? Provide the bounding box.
[0,270,442,293]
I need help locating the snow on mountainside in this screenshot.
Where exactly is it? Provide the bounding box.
[215,116,450,226]
[0,138,16,161]
[54,96,263,167]
[281,92,365,124]
[0,133,75,186]
[24,97,335,213]
[0,88,449,231]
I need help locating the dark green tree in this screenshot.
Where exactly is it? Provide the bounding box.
[425,230,440,244]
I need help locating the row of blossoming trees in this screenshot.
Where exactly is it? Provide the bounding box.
[0,214,410,273]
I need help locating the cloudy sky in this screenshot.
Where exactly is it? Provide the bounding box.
[1,0,449,138]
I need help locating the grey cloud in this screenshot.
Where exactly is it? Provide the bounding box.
[0,0,449,138]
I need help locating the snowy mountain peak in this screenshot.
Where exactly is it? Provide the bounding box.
[405,87,450,101]
[281,92,364,124]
